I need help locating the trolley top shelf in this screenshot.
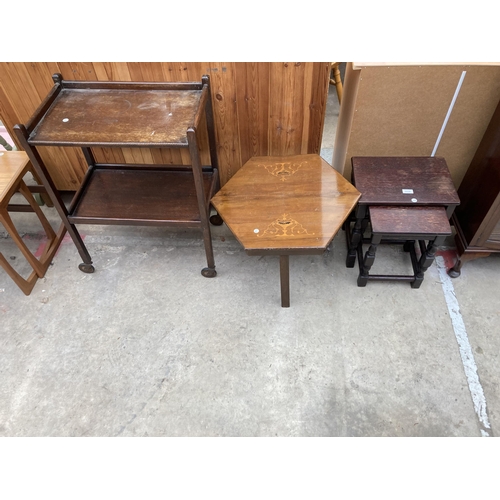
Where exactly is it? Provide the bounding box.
[27,78,208,148]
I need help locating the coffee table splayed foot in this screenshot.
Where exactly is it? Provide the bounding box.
[211,154,360,307]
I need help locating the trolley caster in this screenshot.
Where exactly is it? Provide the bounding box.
[78,263,95,273]
[448,267,461,278]
[209,214,224,226]
[201,267,217,278]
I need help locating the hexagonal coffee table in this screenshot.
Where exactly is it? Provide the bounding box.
[211,154,360,307]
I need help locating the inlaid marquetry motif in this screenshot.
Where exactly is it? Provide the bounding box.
[259,214,311,237]
[262,161,306,181]
[211,154,361,252]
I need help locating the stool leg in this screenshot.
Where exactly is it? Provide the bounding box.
[357,234,382,287]
[0,178,66,295]
[18,180,56,244]
[0,252,38,295]
[403,240,415,252]
[411,236,445,289]
[1,180,64,279]
[280,255,290,307]
[0,209,48,278]
[346,205,367,268]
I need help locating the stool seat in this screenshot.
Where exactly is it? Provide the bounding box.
[0,151,65,295]
[369,206,452,236]
[352,156,460,208]
[357,205,451,288]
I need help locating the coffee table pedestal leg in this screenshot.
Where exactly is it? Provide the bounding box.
[280,255,290,308]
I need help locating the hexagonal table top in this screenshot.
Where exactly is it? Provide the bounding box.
[211,154,361,255]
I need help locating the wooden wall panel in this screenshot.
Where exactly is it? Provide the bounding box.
[208,62,242,184]
[0,62,330,190]
[269,62,306,155]
[335,63,500,187]
[307,62,331,154]
[234,62,270,162]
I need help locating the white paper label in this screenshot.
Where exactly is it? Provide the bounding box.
[402,189,414,194]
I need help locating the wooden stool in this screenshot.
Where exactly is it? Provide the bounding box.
[0,151,65,295]
[346,156,460,268]
[357,206,451,288]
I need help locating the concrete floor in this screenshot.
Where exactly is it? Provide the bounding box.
[1,85,499,437]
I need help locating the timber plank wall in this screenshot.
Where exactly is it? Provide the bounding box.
[0,62,330,190]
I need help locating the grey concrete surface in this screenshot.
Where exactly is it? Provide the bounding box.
[1,82,498,436]
[1,213,498,436]
[448,253,500,434]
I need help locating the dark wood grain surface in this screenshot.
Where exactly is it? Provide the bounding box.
[71,168,214,224]
[369,206,451,235]
[352,156,460,206]
[29,88,202,147]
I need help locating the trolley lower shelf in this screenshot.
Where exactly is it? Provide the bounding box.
[68,165,218,226]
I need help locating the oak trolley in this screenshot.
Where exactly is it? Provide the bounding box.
[14,74,220,277]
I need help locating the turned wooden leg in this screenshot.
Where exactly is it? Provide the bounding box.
[357,234,381,287]
[346,206,367,268]
[280,255,290,308]
[346,219,363,267]
[411,236,445,289]
[403,240,415,252]
[420,240,440,272]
